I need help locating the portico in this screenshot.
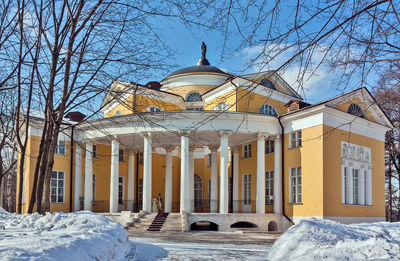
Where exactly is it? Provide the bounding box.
[74,111,282,215]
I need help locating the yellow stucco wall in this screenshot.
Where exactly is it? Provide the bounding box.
[322,125,385,218]
[167,85,215,98]
[105,94,182,117]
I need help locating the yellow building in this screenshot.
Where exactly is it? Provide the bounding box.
[17,47,393,232]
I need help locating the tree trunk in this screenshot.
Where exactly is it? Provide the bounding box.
[17,150,25,213]
[388,162,393,222]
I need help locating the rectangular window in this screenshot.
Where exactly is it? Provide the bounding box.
[353,169,359,204]
[289,131,302,148]
[265,171,274,205]
[51,171,64,203]
[265,140,274,154]
[243,174,251,205]
[207,154,211,167]
[187,107,203,111]
[290,167,302,203]
[119,149,124,162]
[92,145,97,158]
[118,177,124,205]
[364,170,368,205]
[139,152,144,165]
[242,144,251,159]
[92,174,96,204]
[207,180,211,208]
[55,141,66,155]
[138,178,143,209]
[344,167,348,204]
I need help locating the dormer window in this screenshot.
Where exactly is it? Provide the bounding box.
[347,103,364,118]
[186,92,202,102]
[258,103,278,116]
[260,78,277,90]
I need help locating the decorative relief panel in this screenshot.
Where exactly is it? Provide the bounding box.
[341,141,371,164]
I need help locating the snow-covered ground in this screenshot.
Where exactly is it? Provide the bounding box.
[131,237,271,260]
[269,218,400,261]
[0,208,135,260]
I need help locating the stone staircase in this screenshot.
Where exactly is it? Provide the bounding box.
[160,213,182,232]
[147,213,169,231]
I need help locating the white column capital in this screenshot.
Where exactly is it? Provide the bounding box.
[273,134,281,141]
[232,146,239,153]
[179,130,191,137]
[257,132,268,139]
[140,132,152,139]
[219,130,231,137]
[164,146,174,152]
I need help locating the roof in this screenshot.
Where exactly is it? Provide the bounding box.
[166,65,232,78]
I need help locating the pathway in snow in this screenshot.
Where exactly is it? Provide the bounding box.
[131,237,271,260]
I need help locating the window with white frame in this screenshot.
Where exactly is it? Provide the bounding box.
[265,139,274,154]
[119,149,124,162]
[138,178,143,209]
[258,103,278,116]
[207,180,211,208]
[194,174,203,209]
[92,174,96,204]
[265,171,274,205]
[214,102,228,110]
[243,174,251,205]
[51,171,64,203]
[207,154,211,167]
[352,169,359,204]
[242,144,251,159]
[290,167,302,203]
[147,106,162,112]
[92,145,97,158]
[139,152,143,164]
[55,141,66,155]
[289,131,302,148]
[341,142,372,206]
[185,92,202,102]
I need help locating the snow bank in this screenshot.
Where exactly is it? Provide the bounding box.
[269,218,400,261]
[0,209,135,260]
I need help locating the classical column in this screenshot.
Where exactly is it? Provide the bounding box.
[256,133,266,214]
[110,140,119,213]
[219,131,229,214]
[189,147,194,212]
[273,135,281,214]
[210,146,218,213]
[180,133,189,213]
[232,147,239,213]
[84,142,93,211]
[127,151,136,211]
[142,133,152,213]
[165,147,173,213]
[74,144,82,212]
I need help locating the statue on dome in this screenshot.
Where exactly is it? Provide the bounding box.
[201,42,207,59]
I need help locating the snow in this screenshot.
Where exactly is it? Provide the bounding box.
[269,218,400,261]
[131,237,270,260]
[0,208,135,260]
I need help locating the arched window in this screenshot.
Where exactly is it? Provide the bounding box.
[186,92,202,102]
[347,103,364,118]
[147,106,162,112]
[258,103,278,116]
[194,174,203,209]
[260,78,277,90]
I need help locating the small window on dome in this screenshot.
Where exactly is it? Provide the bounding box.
[147,106,162,112]
[214,102,228,110]
[186,92,202,102]
[260,79,277,90]
[259,103,278,116]
[347,103,364,118]
[115,110,122,116]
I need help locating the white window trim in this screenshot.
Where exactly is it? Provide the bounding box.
[118,176,124,205]
[242,144,252,159]
[289,167,302,204]
[289,131,301,148]
[55,140,66,155]
[265,139,274,154]
[265,170,274,205]
[242,174,252,212]
[51,170,65,204]
[92,174,96,205]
